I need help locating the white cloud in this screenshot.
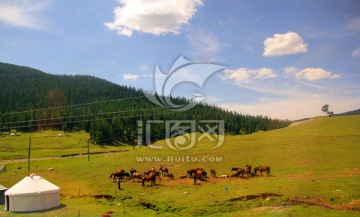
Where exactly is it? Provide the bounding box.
[105,0,203,36]
[263,32,308,56]
[122,73,138,80]
[330,74,342,79]
[222,68,276,83]
[352,47,360,57]
[0,0,51,30]
[295,68,334,81]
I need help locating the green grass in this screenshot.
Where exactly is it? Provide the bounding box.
[0,115,360,216]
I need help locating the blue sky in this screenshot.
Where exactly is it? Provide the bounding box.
[0,0,359,120]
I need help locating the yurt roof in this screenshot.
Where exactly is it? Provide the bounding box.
[5,175,60,196]
[0,184,7,191]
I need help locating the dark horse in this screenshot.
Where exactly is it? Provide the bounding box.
[142,171,161,187]
[210,169,216,177]
[245,165,252,176]
[159,165,169,176]
[129,168,137,179]
[254,166,271,176]
[231,167,245,178]
[109,170,130,182]
[187,168,203,177]
[194,169,207,184]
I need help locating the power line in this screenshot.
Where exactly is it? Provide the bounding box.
[0,106,211,131]
[0,95,148,116]
[0,106,164,126]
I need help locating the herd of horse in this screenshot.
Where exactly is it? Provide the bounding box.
[109,164,271,187]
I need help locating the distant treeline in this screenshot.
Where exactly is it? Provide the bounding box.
[0,62,292,144]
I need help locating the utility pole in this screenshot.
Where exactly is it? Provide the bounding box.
[87,139,90,162]
[28,136,31,171]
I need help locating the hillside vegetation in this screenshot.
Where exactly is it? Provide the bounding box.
[0,62,291,144]
[0,115,359,216]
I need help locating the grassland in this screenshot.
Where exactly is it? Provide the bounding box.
[0,115,359,216]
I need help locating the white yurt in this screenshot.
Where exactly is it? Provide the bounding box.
[4,174,60,212]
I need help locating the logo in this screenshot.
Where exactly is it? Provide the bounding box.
[145,55,225,111]
[137,120,224,151]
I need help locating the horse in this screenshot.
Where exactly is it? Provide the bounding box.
[254,166,271,176]
[132,172,145,182]
[231,167,245,178]
[187,168,203,177]
[168,173,175,180]
[129,168,137,178]
[210,169,216,177]
[194,169,207,184]
[142,171,161,187]
[245,165,252,176]
[109,170,126,182]
[159,165,169,176]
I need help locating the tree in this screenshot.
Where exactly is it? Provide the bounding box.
[321,104,333,117]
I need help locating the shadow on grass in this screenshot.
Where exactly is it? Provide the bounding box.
[10,204,67,215]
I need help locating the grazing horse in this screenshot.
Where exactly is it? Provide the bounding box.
[142,171,161,187]
[254,166,271,176]
[245,165,252,176]
[187,168,203,177]
[231,167,245,178]
[159,165,169,176]
[168,173,175,180]
[129,168,137,178]
[132,172,145,182]
[194,169,207,184]
[210,169,216,177]
[109,170,129,182]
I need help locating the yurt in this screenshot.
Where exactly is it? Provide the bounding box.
[0,184,7,204]
[4,174,60,212]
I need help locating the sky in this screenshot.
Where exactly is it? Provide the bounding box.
[0,0,359,120]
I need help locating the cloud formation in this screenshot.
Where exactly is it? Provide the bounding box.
[122,73,138,80]
[295,68,341,81]
[105,0,203,36]
[263,32,308,56]
[222,67,276,83]
[0,0,50,30]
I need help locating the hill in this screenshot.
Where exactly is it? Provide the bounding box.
[0,62,291,144]
[0,115,359,216]
[335,109,360,116]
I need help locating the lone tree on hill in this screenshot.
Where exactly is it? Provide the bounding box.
[321,104,334,117]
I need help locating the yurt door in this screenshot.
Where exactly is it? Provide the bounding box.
[5,195,9,211]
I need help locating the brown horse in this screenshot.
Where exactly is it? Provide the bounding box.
[231,167,245,178]
[109,170,128,182]
[254,166,271,176]
[159,165,169,176]
[187,168,203,177]
[194,169,207,184]
[245,165,252,176]
[210,169,216,177]
[142,171,161,187]
[132,172,145,182]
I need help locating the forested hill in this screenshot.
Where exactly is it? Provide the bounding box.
[0,62,292,144]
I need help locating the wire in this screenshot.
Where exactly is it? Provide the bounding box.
[0,95,148,116]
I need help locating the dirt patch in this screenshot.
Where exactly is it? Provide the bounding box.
[94,195,114,201]
[229,193,282,202]
[289,196,360,211]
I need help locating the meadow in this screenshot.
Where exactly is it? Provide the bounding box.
[0,115,359,216]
